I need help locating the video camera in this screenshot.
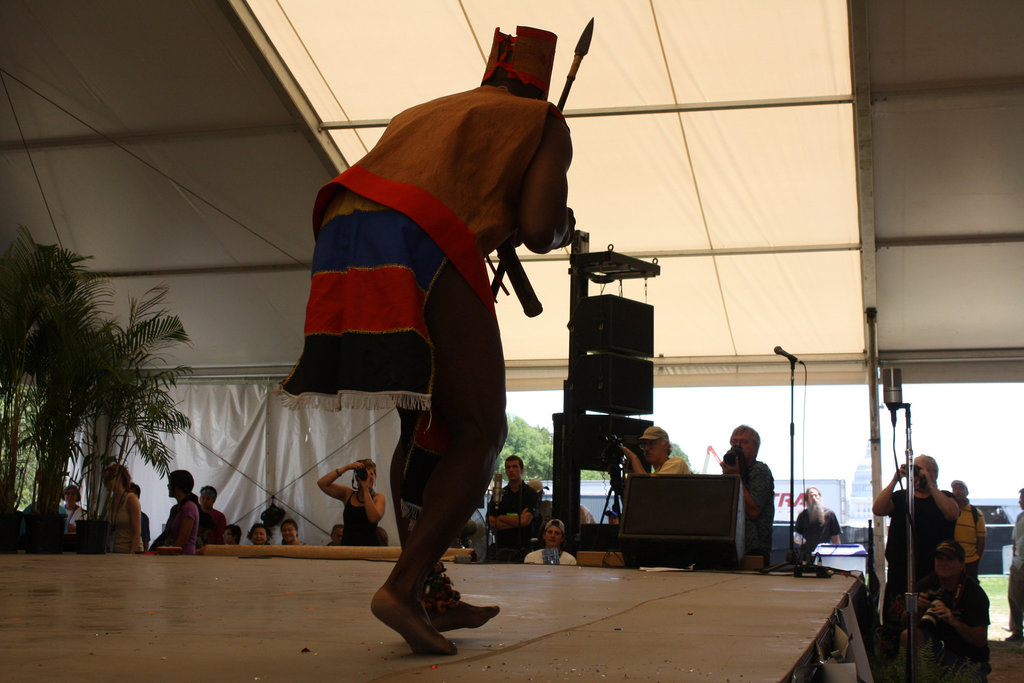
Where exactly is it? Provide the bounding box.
[722,444,745,467]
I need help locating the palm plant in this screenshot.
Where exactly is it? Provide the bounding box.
[80,285,192,518]
[0,228,108,515]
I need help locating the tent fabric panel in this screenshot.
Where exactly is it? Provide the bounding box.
[565,115,706,252]
[657,0,851,102]
[688,104,860,249]
[875,243,1024,352]
[0,2,293,135]
[106,271,309,374]
[872,93,1024,240]
[717,250,865,357]
[868,0,1024,87]
[0,130,327,271]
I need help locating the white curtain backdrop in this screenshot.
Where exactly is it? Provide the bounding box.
[128,384,401,546]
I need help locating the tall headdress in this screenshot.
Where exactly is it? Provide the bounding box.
[481,26,557,97]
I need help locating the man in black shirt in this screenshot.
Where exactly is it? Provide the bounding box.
[904,540,990,679]
[487,455,539,560]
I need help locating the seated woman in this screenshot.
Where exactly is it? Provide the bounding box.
[224,524,242,545]
[280,518,303,545]
[61,484,83,534]
[317,459,386,546]
[247,522,270,545]
[524,519,577,565]
[164,470,200,555]
[104,464,143,553]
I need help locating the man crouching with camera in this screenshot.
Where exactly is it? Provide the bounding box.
[902,539,991,680]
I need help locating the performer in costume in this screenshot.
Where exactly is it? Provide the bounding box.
[279,26,575,655]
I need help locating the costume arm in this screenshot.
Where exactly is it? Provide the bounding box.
[174,505,195,548]
[518,116,574,253]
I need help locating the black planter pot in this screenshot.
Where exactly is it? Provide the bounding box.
[0,512,22,553]
[24,513,65,554]
[75,519,110,554]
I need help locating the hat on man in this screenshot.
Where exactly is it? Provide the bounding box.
[934,539,966,562]
[638,426,669,442]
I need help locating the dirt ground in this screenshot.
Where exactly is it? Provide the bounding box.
[986,604,1024,682]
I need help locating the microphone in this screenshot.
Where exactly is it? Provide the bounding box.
[773,346,799,363]
[881,367,903,426]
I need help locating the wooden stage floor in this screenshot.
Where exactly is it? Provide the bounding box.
[0,553,860,682]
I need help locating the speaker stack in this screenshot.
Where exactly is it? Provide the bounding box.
[567,294,654,470]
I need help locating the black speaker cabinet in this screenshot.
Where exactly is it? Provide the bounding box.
[618,474,746,569]
[574,295,653,357]
[567,414,653,471]
[572,353,653,415]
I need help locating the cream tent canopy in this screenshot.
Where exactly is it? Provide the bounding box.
[1,0,1022,388]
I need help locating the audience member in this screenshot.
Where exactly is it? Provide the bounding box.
[721,425,775,562]
[129,483,150,551]
[901,540,990,679]
[487,455,539,560]
[620,426,690,475]
[223,524,241,545]
[951,480,986,580]
[61,484,83,533]
[318,460,386,546]
[524,519,576,566]
[199,485,227,545]
[873,455,958,623]
[280,518,303,545]
[327,523,344,546]
[164,470,200,555]
[1007,487,1024,643]
[248,522,270,545]
[794,486,841,561]
[103,464,142,554]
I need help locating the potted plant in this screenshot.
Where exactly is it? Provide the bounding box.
[78,285,192,553]
[0,228,107,551]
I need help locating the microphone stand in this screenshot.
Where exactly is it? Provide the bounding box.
[894,403,918,683]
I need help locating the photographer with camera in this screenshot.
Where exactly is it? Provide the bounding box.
[719,425,774,563]
[318,459,386,546]
[619,426,690,476]
[873,454,958,632]
[902,540,991,679]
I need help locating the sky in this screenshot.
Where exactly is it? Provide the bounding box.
[506,383,1024,503]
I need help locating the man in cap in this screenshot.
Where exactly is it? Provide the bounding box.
[951,479,986,580]
[278,26,574,654]
[903,539,990,677]
[721,424,775,562]
[620,426,691,475]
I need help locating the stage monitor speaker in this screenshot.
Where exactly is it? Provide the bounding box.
[618,474,745,569]
[574,295,653,357]
[572,353,653,415]
[567,414,653,471]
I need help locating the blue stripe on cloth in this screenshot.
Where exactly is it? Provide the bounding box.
[311,210,446,292]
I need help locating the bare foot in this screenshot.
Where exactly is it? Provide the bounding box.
[371,585,457,655]
[429,601,500,632]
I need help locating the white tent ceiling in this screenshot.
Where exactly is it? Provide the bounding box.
[1,0,1022,388]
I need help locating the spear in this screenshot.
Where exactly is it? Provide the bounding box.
[493,18,594,318]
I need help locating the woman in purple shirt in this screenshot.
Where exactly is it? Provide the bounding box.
[165,470,200,555]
